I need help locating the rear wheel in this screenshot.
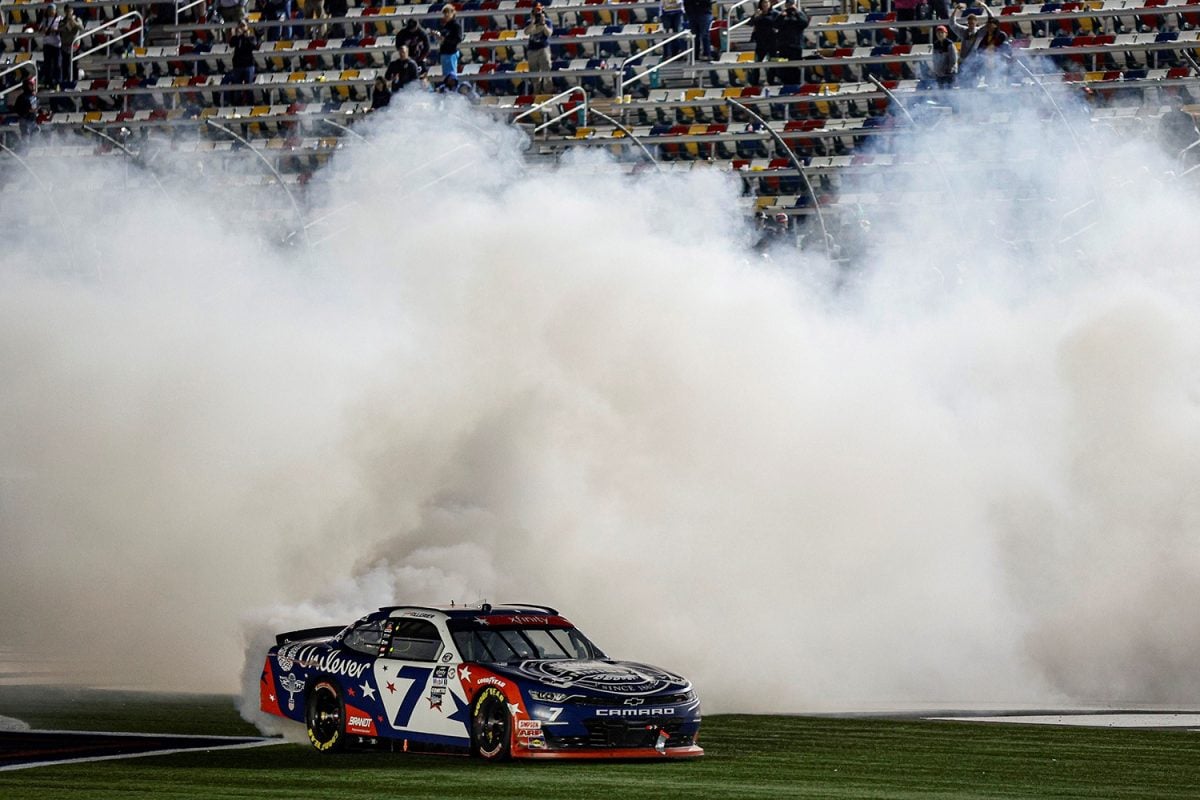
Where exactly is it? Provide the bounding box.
[306,680,345,752]
[471,687,512,760]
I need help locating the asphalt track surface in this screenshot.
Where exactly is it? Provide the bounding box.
[0,730,278,771]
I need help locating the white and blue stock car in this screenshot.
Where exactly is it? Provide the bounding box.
[259,603,704,760]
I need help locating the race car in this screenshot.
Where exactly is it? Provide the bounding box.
[259,603,703,760]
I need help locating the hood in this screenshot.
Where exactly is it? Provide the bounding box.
[489,659,690,698]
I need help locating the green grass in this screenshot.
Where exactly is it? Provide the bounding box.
[1,689,1198,799]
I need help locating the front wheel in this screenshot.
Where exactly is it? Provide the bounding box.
[470,686,512,760]
[306,680,345,752]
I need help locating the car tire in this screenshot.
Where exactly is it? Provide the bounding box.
[470,686,512,761]
[306,679,346,752]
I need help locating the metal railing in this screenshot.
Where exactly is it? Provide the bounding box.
[616,30,694,99]
[0,59,37,100]
[512,85,588,133]
[73,11,146,75]
[174,0,210,44]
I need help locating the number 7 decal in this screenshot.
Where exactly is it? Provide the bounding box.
[391,666,433,728]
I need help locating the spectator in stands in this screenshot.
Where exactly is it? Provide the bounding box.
[386,44,422,91]
[754,211,793,253]
[397,18,431,67]
[1159,104,1199,155]
[436,5,463,80]
[930,24,957,86]
[434,73,479,102]
[950,3,989,86]
[302,0,326,39]
[325,0,347,37]
[259,0,293,42]
[683,0,712,61]
[748,0,778,86]
[13,75,39,138]
[524,3,553,94]
[976,15,1009,84]
[215,0,246,24]
[371,75,392,109]
[659,0,684,57]
[37,3,63,89]
[775,0,808,84]
[223,18,259,105]
[59,5,83,87]
[893,0,921,45]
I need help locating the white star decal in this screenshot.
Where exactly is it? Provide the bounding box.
[459,665,472,682]
[507,702,522,717]
[360,681,376,700]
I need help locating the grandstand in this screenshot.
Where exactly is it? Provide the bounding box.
[2,0,1198,260]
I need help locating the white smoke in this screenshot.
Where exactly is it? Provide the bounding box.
[1,85,1198,720]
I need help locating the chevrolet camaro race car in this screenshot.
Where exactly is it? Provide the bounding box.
[259,603,703,760]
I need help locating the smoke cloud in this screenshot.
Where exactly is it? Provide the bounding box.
[2,83,1199,717]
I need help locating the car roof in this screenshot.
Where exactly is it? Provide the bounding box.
[375,603,560,620]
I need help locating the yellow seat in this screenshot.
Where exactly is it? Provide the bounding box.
[499,29,518,39]
[687,123,707,135]
[251,105,271,116]
[573,126,594,138]
[84,111,102,122]
[173,76,190,87]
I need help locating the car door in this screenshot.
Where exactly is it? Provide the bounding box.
[373,615,470,743]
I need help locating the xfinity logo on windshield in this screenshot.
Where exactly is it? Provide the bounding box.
[596,708,675,717]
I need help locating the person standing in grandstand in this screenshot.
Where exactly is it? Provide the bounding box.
[930,24,957,86]
[748,0,778,86]
[523,3,554,94]
[224,18,259,105]
[13,75,39,138]
[976,15,1009,83]
[893,0,921,45]
[683,0,713,61]
[59,5,83,87]
[775,0,808,84]
[397,18,431,67]
[436,5,463,80]
[659,0,684,57]
[325,0,347,37]
[950,3,989,86]
[387,44,422,92]
[37,2,63,89]
[215,0,246,24]
[302,0,326,39]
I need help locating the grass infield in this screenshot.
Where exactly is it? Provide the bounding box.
[1,688,1198,799]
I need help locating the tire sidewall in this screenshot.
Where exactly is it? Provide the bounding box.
[306,679,345,752]
[471,686,511,760]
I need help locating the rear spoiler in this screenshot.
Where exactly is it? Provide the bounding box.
[275,625,344,646]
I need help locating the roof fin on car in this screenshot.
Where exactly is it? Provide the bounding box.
[480,601,492,613]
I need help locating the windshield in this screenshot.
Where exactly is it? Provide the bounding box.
[449,621,605,663]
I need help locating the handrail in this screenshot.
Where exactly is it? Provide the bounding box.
[727,96,831,263]
[204,118,314,261]
[73,11,145,63]
[0,59,37,100]
[512,85,587,133]
[588,106,661,171]
[616,30,694,99]
[174,0,209,45]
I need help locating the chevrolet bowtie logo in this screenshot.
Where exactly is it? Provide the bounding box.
[624,697,645,706]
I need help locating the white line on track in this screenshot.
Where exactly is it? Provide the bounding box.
[928,713,1200,729]
[0,731,287,772]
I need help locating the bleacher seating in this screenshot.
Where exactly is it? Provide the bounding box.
[3,0,1199,231]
